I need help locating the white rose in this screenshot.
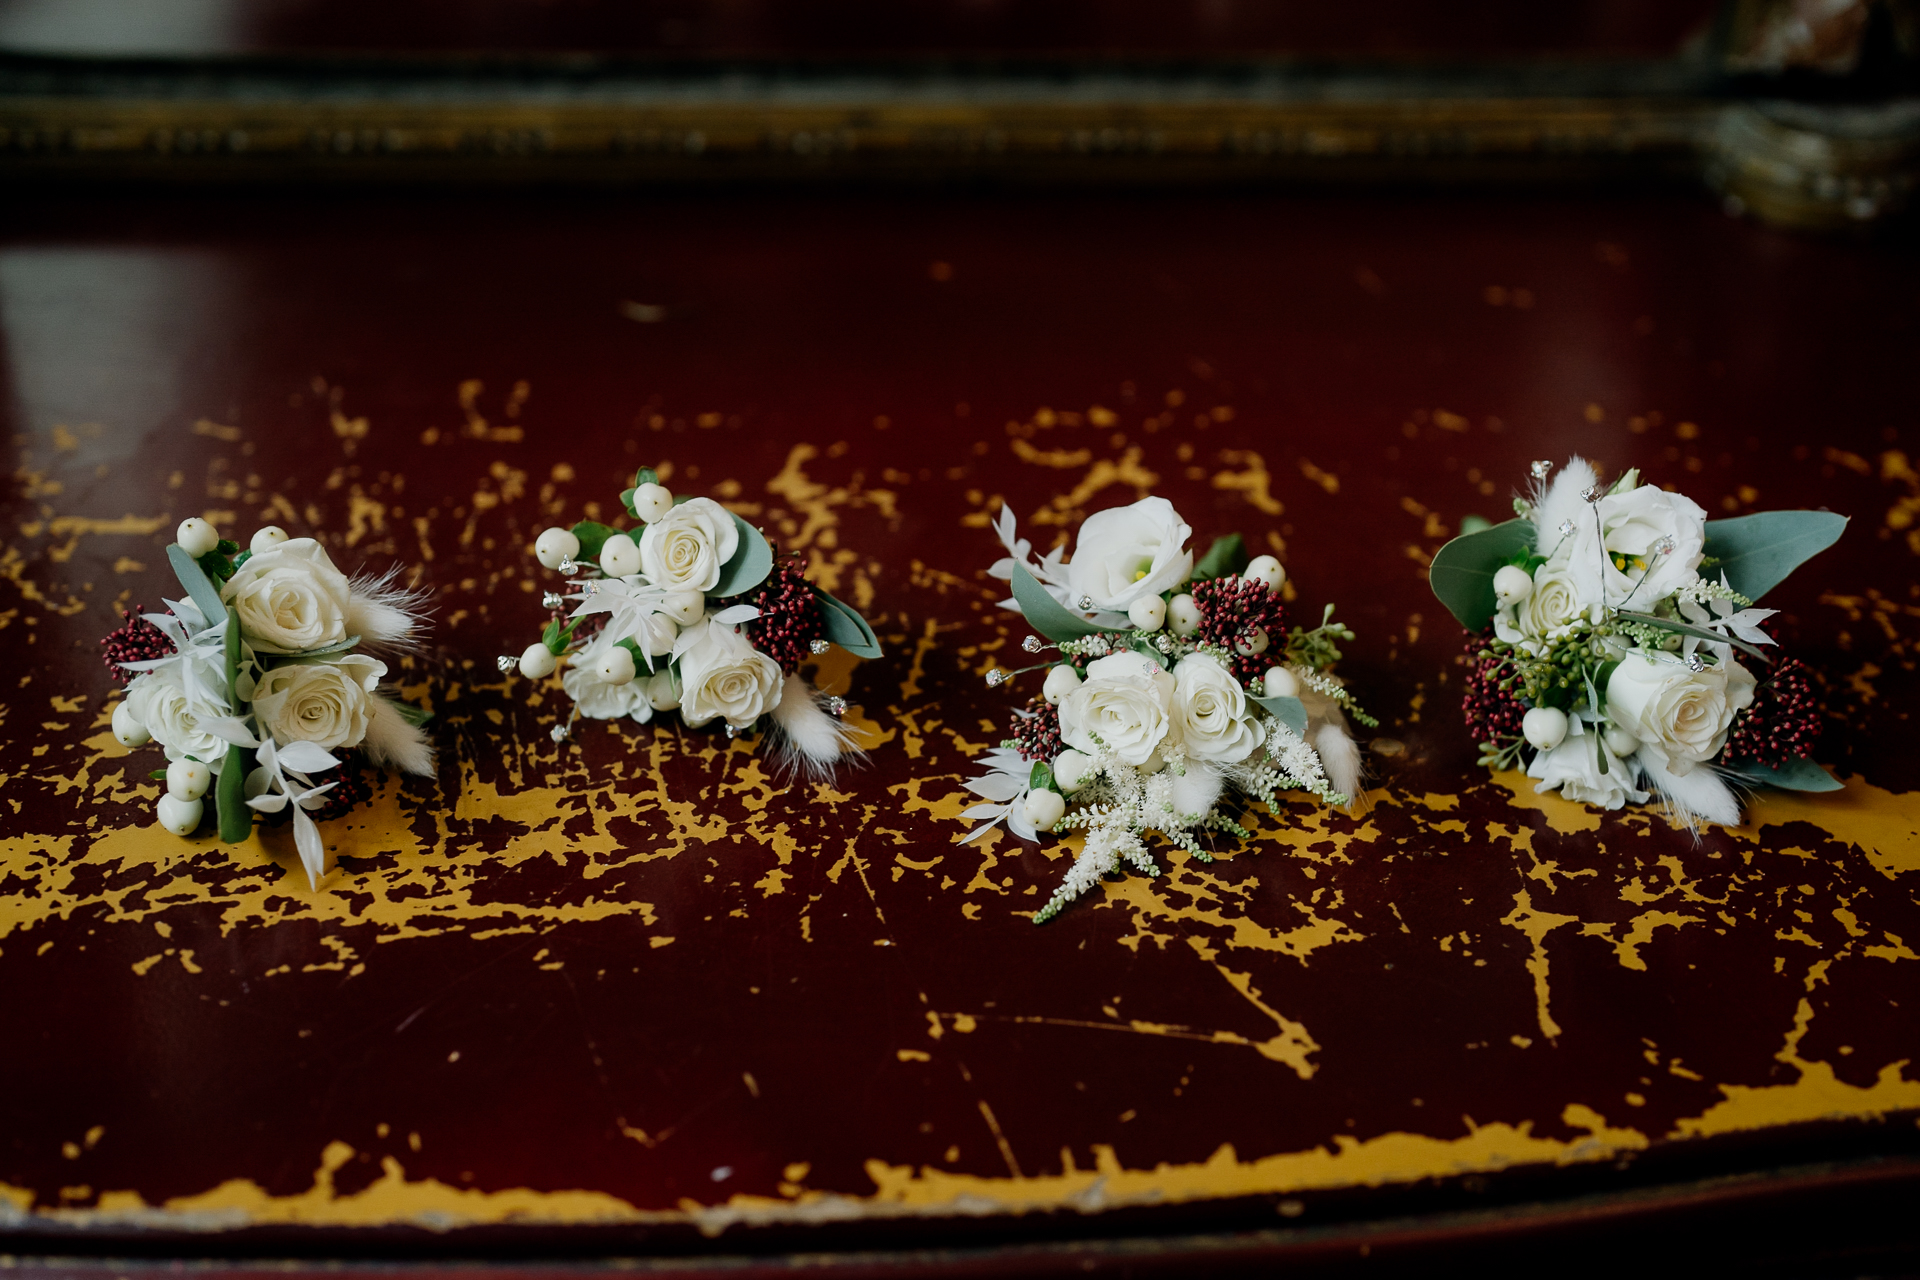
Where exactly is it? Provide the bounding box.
[1493,559,1584,650]
[676,621,783,730]
[1064,497,1194,613]
[220,537,352,652]
[1605,651,1755,776]
[638,497,740,593]
[1170,652,1262,765]
[1057,651,1177,766]
[562,655,653,722]
[126,668,231,765]
[1564,484,1707,611]
[1526,731,1643,810]
[251,654,386,751]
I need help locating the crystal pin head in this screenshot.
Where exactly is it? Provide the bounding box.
[1581,485,1603,504]
[1530,460,1553,480]
[550,724,570,742]
[1685,654,1706,672]
[496,655,518,673]
[825,696,848,717]
[1022,635,1043,653]
[1078,595,1095,611]
[1652,537,1676,556]
[985,669,1006,687]
[810,638,831,654]
[543,591,566,610]
[1558,519,1576,536]
[558,556,579,576]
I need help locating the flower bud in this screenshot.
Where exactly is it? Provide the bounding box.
[1243,554,1285,593]
[1022,788,1067,832]
[519,642,558,679]
[1603,723,1640,757]
[1127,595,1167,631]
[1262,667,1301,699]
[1053,749,1094,792]
[632,483,675,523]
[1493,565,1534,608]
[1522,706,1569,752]
[596,645,637,685]
[1168,593,1202,636]
[534,527,580,570]
[599,532,641,578]
[645,667,683,711]
[156,794,203,837]
[1042,664,1083,706]
[662,591,704,626]
[249,525,290,555]
[111,700,150,747]
[175,517,219,558]
[1234,627,1270,657]
[166,759,212,801]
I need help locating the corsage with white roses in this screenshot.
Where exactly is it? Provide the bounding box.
[963,497,1375,923]
[102,518,434,885]
[1432,456,1847,829]
[506,465,881,778]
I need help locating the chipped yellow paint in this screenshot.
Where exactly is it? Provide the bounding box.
[1487,770,1603,833]
[1740,775,1920,879]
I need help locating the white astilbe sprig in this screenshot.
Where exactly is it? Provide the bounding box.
[1230,719,1350,809]
[958,747,1040,845]
[1674,574,1776,662]
[242,736,342,889]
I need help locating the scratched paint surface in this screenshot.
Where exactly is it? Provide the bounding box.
[1,194,1917,1244]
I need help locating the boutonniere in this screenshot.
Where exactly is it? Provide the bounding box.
[103,518,434,885]
[1431,457,1847,829]
[506,466,880,778]
[963,497,1373,923]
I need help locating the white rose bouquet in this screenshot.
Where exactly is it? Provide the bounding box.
[506,465,880,779]
[1432,456,1847,829]
[964,498,1374,923]
[101,517,434,885]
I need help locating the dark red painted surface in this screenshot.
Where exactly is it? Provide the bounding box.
[1,192,1917,1261]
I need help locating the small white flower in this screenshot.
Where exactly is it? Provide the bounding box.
[562,655,652,722]
[1527,729,1646,810]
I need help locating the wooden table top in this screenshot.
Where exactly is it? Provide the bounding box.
[1,191,1916,1267]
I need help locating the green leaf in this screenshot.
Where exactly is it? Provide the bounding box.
[1428,518,1536,632]
[167,543,230,633]
[542,617,569,655]
[1458,514,1493,536]
[1008,561,1112,642]
[216,744,251,843]
[198,541,241,583]
[709,515,774,598]
[1614,612,1772,665]
[149,768,169,780]
[633,467,660,489]
[230,549,252,571]
[1252,694,1308,737]
[813,587,883,659]
[1190,534,1247,582]
[571,520,618,565]
[1128,637,1172,669]
[1726,757,1842,793]
[390,701,435,728]
[1029,760,1057,794]
[250,634,361,659]
[1702,511,1848,603]
[223,607,241,700]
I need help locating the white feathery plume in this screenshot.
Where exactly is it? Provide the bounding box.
[361,694,435,777]
[345,566,430,653]
[1636,753,1741,834]
[1530,455,1599,558]
[1167,761,1224,819]
[767,672,864,783]
[1297,686,1363,805]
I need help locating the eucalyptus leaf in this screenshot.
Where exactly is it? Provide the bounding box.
[571,520,618,564]
[1009,561,1112,641]
[216,743,251,843]
[167,543,229,633]
[814,587,883,659]
[1191,534,1247,582]
[1428,518,1536,632]
[1702,511,1847,602]
[1252,694,1308,737]
[1726,756,1842,793]
[709,515,773,598]
[1614,612,1772,664]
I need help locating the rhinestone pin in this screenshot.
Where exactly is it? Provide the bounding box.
[558,556,579,576]
[543,591,566,610]
[1581,485,1603,504]
[825,696,848,717]
[1022,635,1043,653]
[496,654,518,673]
[1557,519,1576,536]
[1077,595,1095,611]
[1685,654,1706,672]
[810,638,831,654]
[550,724,570,742]
[985,669,1007,687]
[1530,460,1553,480]
[1652,536,1676,556]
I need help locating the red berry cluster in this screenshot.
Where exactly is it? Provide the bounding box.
[304,751,375,824]
[1191,576,1288,686]
[1009,697,1064,762]
[1460,631,1527,747]
[746,554,826,673]
[100,606,175,685]
[1722,655,1822,769]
